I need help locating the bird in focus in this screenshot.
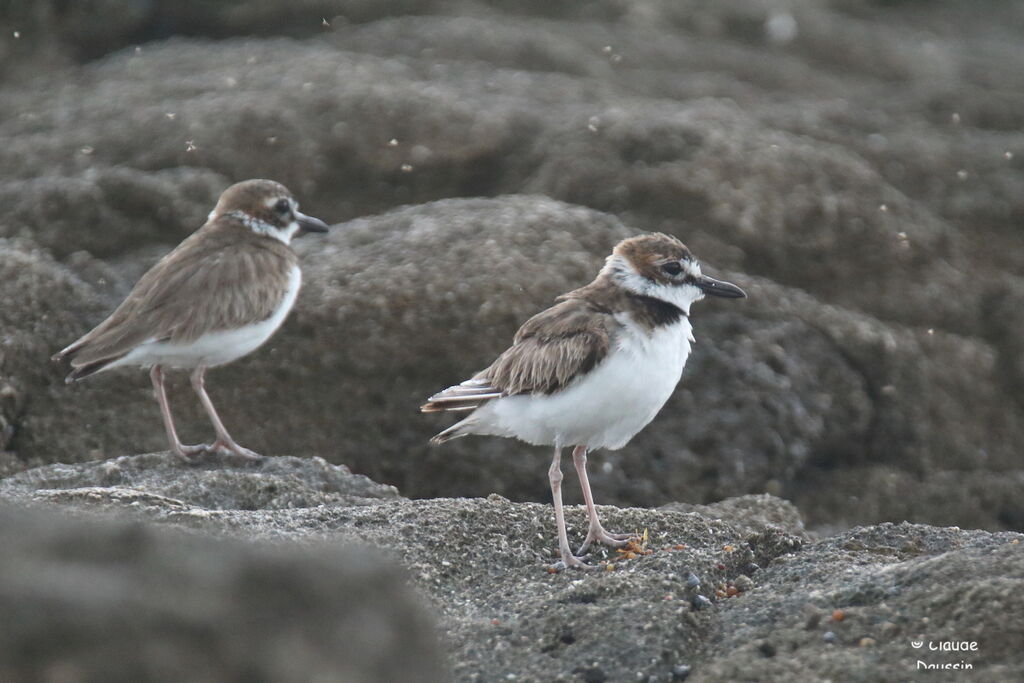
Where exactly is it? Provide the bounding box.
[53,179,330,460]
[422,233,746,569]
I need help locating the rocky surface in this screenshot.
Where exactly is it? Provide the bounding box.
[0,497,447,682]
[2,1,1023,534]
[2,454,1021,681]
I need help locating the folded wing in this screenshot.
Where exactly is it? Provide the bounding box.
[420,298,612,415]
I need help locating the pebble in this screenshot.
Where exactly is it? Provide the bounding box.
[733,575,754,592]
[823,631,837,644]
[691,595,712,611]
[685,572,701,589]
[758,641,777,658]
[671,665,691,681]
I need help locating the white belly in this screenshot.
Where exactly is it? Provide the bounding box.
[473,316,693,450]
[113,266,301,370]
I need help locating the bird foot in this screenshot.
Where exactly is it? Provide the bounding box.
[174,440,262,462]
[577,528,635,555]
[552,553,598,572]
[207,440,263,461]
[173,443,211,461]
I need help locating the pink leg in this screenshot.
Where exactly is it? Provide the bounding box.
[573,445,634,554]
[150,365,206,460]
[190,366,261,460]
[549,447,593,570]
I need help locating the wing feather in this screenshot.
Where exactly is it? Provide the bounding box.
[420,298,612,413]
[57,226,296,372]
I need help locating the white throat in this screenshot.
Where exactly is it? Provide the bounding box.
[602,254,704,314]
[225,210,298,244]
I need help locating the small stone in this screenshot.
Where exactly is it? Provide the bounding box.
[691,595,712,611]
[831,609,845,622]
[758,641,776,658]
[685,572,701,589]
[823,631,837,644]
[733,575,754,592]
[859,637,876,647]
[671,665,691,681]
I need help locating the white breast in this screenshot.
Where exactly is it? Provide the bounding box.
[472,315,694,450]
[113,266,302,370]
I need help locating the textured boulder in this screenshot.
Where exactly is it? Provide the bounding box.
[0,501,448,682]
[0,451,401,510]
[0,167,227,258]
[0,240,107,470]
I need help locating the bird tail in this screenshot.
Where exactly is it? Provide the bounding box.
[428,416,477,445]
[51,336,87,363]
[420,378,501,414]
[63,358,117,383]
[421,378,501,445]
[52,335,123,384]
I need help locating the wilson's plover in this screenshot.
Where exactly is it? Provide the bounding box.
[54,179,329,460]
[422,233,746,569]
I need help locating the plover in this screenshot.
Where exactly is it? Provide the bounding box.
[53,179,329,460]
[422,233,746,569]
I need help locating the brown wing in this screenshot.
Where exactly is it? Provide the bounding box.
[420,298,613,413]
[57,225,296,371]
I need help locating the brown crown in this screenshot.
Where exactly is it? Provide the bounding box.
[212,179,294,225]
[613,233,694,284]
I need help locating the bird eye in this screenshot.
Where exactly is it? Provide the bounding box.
[274,198,290,214]
[661,262,683,276]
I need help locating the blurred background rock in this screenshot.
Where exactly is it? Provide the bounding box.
[2,0,1023,532]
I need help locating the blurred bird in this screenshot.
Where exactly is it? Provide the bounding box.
[422,234,746,569]
[53,179,329,460]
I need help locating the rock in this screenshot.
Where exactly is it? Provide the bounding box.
[0,451,402,510]
[0,240,175,471]
[2,4,1022,333]
[0,167,228,258]
[663,494,806,538]
[4,455,1022,681]
[698,522,1024,681]
[0,240,107,470]
[0,500,448,682]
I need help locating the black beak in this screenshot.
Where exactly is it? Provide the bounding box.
[296,211,329,234]
[695,274,746,299]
